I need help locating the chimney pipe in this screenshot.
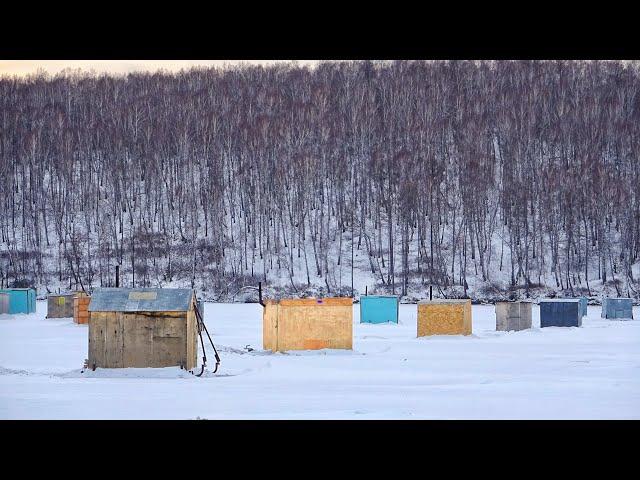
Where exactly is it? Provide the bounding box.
[258,282,265,307]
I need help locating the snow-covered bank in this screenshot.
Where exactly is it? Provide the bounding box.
[0,301,638,419]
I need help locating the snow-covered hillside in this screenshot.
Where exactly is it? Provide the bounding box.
[2,61,639,303]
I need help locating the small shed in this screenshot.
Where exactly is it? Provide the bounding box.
[539,299,582,328]
[601,298,633,320]
[0,288,37,314]
[263,298,353,352]
[417,299,472,337]
[47,293,76,318]
[0,293,9,314]
[74,292,91,324]
[495,302,532,331]
[87,288,198,370]
[360,295,399,324]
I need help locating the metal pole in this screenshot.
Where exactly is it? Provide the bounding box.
[258,282,265,307]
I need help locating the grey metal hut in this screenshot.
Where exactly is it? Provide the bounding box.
[495,301,532,331]
[87,288,198,370]
[601,298,633,320]
[0,293,9,314]
[47,293,77,318]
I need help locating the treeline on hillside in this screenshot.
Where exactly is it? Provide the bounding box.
[0,60,639,298]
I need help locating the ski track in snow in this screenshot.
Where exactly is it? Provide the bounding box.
[0,302,639,419]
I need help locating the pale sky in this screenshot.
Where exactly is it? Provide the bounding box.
[0,60,325,77]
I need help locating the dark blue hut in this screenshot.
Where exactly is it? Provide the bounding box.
[539,299,582,328]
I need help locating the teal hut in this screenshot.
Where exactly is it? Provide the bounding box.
[0,288,37,314]
[360,295,399,324]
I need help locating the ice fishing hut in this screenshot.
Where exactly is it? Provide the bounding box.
[46,293,76,318]
[0,293,9,314]
[417,299,472,337]
[360,295,399,324]
[539,299,582,327]
[263,297,353,352]
[579,297,588,318]
[87,288,198,370]
[601,298,633,320]
[74,292,90,324]
[495,301,532,331]
[0,288,37,314]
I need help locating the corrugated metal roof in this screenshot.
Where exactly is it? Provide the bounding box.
[88,288,194,312]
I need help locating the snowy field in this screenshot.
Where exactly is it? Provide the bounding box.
[1,301,639,419]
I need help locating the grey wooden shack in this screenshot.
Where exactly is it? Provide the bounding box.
[47,293,76,318]
[88,288,198,370]
[601,298,633,320]
[495,302,532,331]
[0,293,9,314]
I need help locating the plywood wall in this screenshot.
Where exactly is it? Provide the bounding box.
[417,300,472,336]
[74,294,90,324]
[263,298,353,352]
[88,311,196,369]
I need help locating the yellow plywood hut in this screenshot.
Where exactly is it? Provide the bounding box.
[263,298,353,352]
[417,299,472,337]
[87,288,198,370]
[74,292,90,324]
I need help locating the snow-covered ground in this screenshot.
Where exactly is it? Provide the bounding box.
[1,301,638,419]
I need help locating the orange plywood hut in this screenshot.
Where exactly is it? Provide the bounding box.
[74,292,91,324]
[263,297,353,352]
[417,299,472,337]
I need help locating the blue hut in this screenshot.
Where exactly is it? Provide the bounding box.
[579,297,588,318]
[0,288,37,314]
[539,299,582,328]
[601,298,633,320]
[360,295,399,324]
